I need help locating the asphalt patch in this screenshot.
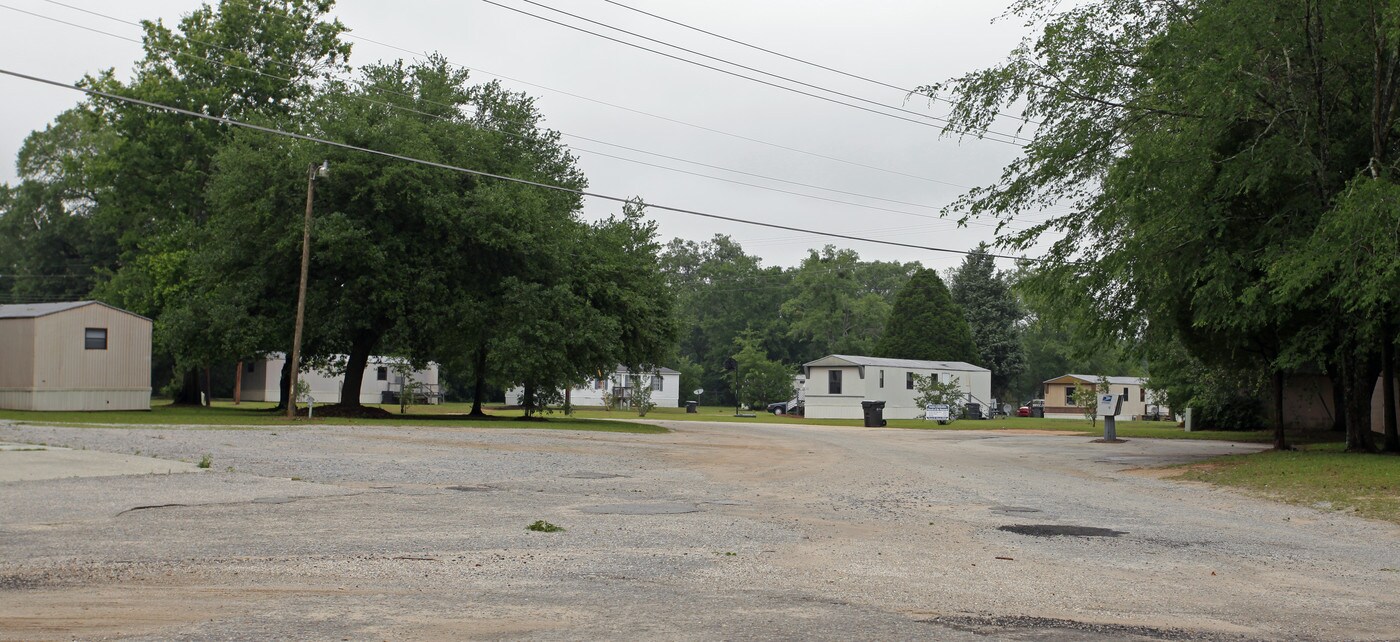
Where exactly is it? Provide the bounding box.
[562,472,629,479]
[998,524,1126,538]
[578,502,701,515]
[446,485,497,492]
[926,615,1234,640]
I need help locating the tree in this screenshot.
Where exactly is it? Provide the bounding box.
[781,246,906,359]
[874,268,978,364]
[731,332,795,409]
[949,243,1025,401]
[927,0,1400,452]
[912,374,966,423]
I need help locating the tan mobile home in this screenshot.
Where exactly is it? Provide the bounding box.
[1042,374,1168,420]
[0,301,152,411]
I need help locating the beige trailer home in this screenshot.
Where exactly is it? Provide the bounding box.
[0,301,152,411]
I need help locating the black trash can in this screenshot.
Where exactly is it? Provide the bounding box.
[861,400,887,427]
[1030,406,1044,418]
[685,400,698,414]
[965,402,982,420]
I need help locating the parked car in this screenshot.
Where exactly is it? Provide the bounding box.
[767,398,803,415]
[1017,405,1031,417]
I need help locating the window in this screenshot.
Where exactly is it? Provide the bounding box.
[84,328,107,350]
[879,370,884,388]
[828,369,842,394]
[651,375,663,391]
[245,361,255,373]
[906,372,915,390]
[1122,387,1129,400]
[595,378,605,390]
[1140,387,1145,402]
[376,366,388,381]
[1065,386,1076,405]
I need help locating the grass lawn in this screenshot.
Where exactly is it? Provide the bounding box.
[1173,444,1400,524]
[0,401,665,434]
[491,404,1333,444]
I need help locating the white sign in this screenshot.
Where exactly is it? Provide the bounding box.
[1096,394,1119,417]
[925,403,950,421]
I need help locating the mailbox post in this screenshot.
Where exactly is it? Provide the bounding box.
[1097,393,1123,442]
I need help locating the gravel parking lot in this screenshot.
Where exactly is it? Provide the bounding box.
[2,419,1397,641]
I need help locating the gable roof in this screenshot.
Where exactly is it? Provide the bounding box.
[803,354,988,373]
[1045,373,1146,386]
[0,301,149,321]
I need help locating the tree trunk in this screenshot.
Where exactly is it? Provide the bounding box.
[1272,371,1290,451]
[338,333,375,409]
[1384,336,1398,452]
[233,361,243,405]
[1340,353,1380,452]
[1330,374,1347,432]
[277,357,292,411]
[564,387,572,416]
[469,345,488,417]
[171,367,202,405]
[522,383,536,418]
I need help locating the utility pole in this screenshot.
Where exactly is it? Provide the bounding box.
[286,161,327,418]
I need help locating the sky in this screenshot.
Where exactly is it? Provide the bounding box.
[0,0,1062,272]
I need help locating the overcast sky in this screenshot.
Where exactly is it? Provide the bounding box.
[0,0,1060,272]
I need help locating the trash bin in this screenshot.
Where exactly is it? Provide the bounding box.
[965,402,982,420]
[861,400,887,427]
[1030,406,1044,418]
[685,400,698,413]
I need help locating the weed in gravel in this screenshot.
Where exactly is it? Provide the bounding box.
[526,520,564,533]
[197,454,212,469]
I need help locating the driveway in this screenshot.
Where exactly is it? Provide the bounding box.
[1,419,1395,640]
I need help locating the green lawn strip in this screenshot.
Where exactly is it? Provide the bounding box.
[0,402,664,434]
[1171,444,1400,524]
[493,404,1302,443]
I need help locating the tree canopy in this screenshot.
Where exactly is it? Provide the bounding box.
[875,268,979,364]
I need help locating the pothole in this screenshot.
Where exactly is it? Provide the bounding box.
[578,502,701,515]
[562,472,629,479]
[998,524,1126,538]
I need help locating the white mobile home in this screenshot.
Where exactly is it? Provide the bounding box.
[802,354,992,420]
[505,365,681,408]
[0,301,152,411]
[240,355,440,405]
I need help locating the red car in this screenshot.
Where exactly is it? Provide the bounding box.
[1017,406,1031,417]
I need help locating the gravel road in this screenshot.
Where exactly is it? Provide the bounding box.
[1,418,1396,641]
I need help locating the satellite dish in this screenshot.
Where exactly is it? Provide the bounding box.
[693,388,704,395]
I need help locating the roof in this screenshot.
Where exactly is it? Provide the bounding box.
[615,365,681,375]
[1045,373,1147,386]
[0,300,149,321]
[803,354,988,373]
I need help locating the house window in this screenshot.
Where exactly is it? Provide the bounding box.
[84,328,107,350]
[376,366,388,381]
[245,362,255,373]
[879,370,884,388]
[651,375,663,391]
[1065,386,1076,405]
[595,378,604,390]
[1122,387,1129,400]
[828,369,842,394]
[1140,387,1145,402]
[906,372,915,390]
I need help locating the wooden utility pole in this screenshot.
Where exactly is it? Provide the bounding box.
[286,162,322,418]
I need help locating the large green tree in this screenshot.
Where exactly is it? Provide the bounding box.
[948,243,1025,400]
[874,268,978,364]
[930,0,1400,451]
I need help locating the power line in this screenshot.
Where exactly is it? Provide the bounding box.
[0,67,1039,262]
[39,0,1063,207]
[478,0,1026,145]
[502,0,1030,141]
[596,0,1039,127]
[7,3,1035,231]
